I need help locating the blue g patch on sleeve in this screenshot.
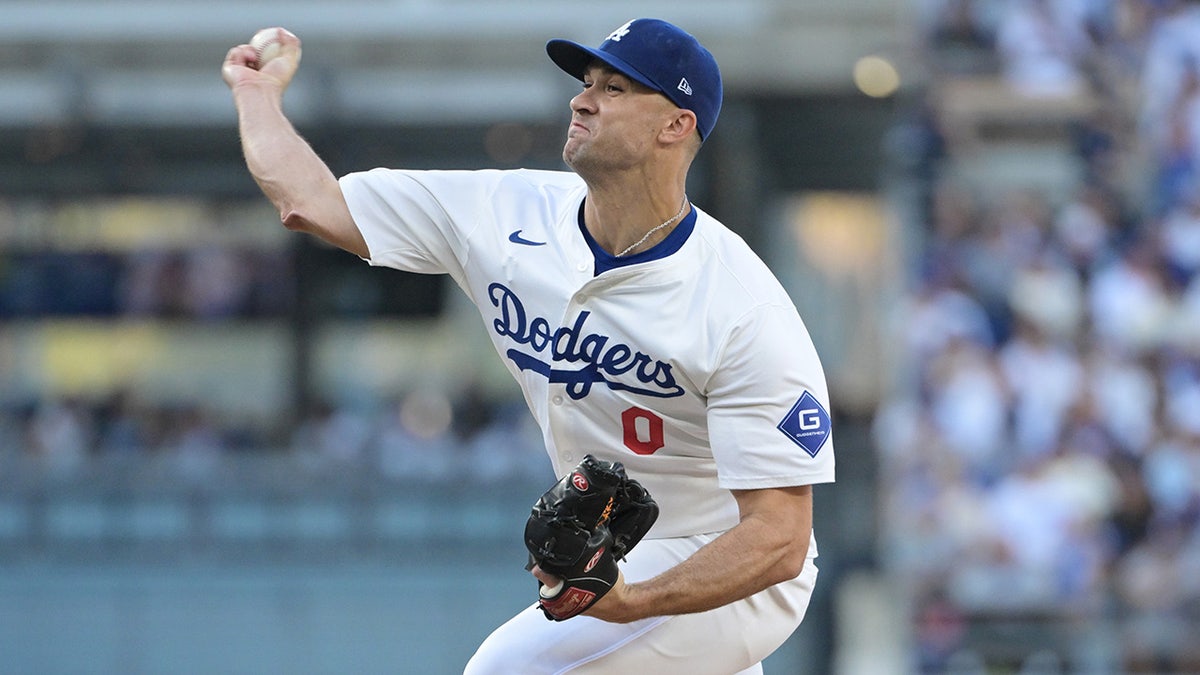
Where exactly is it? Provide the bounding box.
[777,391,831,458]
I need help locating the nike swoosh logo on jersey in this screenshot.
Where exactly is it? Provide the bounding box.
[508,230,546,246]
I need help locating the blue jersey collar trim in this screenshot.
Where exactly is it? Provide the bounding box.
[577,199,697,276]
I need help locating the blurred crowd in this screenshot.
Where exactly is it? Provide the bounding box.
[888,0,1200,671]
[0,384,545,486]
[0,246,293,318]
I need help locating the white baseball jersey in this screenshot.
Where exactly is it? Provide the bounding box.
[339,167,835,539]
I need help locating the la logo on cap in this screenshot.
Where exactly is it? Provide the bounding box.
[607,20,633,42]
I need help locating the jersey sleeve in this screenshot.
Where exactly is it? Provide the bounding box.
[706,303,836,490]
[338,168,494,281]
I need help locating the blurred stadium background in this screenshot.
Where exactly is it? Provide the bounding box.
[2,0,1199,673]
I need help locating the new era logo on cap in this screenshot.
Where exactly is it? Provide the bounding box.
[546,18,723,140]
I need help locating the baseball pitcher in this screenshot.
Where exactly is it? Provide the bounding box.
[223,17,835,674]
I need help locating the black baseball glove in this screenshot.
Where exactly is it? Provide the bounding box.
[524,454,659,621]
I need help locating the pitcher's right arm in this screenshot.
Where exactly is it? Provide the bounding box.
[222,28,368,258]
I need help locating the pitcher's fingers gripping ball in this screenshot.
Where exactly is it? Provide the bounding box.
[250,27,286,66]
[224,27,302,91]
[524,454,659,620]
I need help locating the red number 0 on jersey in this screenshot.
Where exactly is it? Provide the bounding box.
[621,406,664,455]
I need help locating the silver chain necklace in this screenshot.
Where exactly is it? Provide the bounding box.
[616,196,689,257]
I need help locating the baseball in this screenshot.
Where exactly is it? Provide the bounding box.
[250,28,283,65]
[539,581,564,599]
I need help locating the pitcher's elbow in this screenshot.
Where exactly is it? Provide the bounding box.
[771,538,811,584]
[280,209,313,233]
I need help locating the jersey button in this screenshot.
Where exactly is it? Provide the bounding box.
[576,262,589,272]
[574,294,588,304]
[552,395,564,405]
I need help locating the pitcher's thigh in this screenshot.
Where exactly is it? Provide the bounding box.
[466,562,817,674]
[466,537,818,674]
[567,568,816,675]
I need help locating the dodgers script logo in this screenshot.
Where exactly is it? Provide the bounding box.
[488,283,684,400]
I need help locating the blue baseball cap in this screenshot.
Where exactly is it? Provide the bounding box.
[547,18,723,141]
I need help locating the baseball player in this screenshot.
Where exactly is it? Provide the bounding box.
[223,18,835,674]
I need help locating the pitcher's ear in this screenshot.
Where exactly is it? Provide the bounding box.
[660,109,698,145]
